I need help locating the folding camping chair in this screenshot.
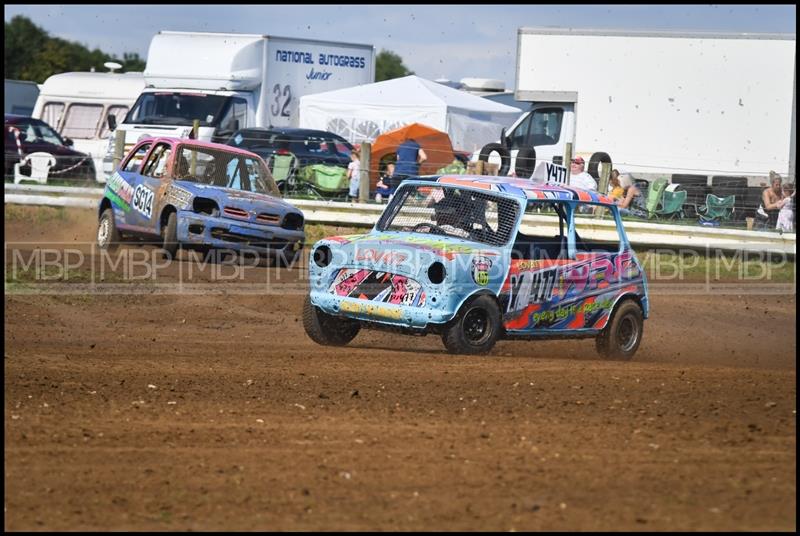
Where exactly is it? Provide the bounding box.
[698,193,736,223]
[644,177,669,219]
[655,183,687,220]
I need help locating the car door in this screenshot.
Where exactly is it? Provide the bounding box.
[122,141,171,235]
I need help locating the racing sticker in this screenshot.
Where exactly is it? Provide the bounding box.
[329,268,425,306]
[471,256,493,286]
[106,172,134,212]
[165,184,192,209]
[132,185,154,218]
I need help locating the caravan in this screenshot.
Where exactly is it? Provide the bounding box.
[32,67,145,183]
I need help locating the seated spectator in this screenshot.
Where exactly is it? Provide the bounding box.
[569,156,597,191]
[617,174,647,218]
[776,182,795,233]
[758,172,786,229]
[375,162,395,203]
[608,169,624,200]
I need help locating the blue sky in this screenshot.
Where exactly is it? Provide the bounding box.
[4,4,796,89]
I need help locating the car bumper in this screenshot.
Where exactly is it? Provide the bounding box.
[177,211,305,256]
[309,290,454,329]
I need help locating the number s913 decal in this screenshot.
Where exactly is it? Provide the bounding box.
[132,185,154,218]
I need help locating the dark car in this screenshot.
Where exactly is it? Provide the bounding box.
[226,127,354,168]
[4,114,96,182]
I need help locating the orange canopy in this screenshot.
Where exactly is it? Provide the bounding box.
[370,123,455,185]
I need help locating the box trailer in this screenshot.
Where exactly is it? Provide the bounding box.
[488,28,796,184]
[105,31,375,175]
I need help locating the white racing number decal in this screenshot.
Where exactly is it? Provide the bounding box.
[132,185,154,218]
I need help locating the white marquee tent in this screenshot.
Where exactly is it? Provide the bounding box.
[298,75,522,152]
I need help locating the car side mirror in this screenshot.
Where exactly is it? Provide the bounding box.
[64,137,74,147]
[233,119,240,132]
[107,114,117,132]
[500,127,507,148]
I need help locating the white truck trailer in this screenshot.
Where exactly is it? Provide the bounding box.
[486,28,796,184]
[104,31,375,174]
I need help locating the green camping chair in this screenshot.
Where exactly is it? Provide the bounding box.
[655,185,688,220]
[300,164,349,194]
[435,158,467,175]
[267,153,298,185]
[698,194,736,222]
[644,178,669,219]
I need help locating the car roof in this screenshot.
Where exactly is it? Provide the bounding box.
[436,175,617,205]
[137,136,265,158]
[5,114,44,125]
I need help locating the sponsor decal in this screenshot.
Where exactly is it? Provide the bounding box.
[106,172,134,211]
[340,300,404,320]
[165,184,192,209]
[132,185,154,219]
[471,256,493,286]
[531,298,613,324]
[355,248,408,265]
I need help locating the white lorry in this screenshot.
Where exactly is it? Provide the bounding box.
[483,28,796,184]
[105,31,375,173]
[32,68,145,183]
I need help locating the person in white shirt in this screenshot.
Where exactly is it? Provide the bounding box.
[776,183,795,232]
[569,156,598,191]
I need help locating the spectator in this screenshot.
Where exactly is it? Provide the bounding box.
[617,174,647,218]
[776,182,795,233]
[757,172,786,229]
[391,138,427,190]
[347,144,361,201]
[608,169,624,200]
[375,162,394,203]
[569,156,597,191]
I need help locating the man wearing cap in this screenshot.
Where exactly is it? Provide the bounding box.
[569,156,598,191]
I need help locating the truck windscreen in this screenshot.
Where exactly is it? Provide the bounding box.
[125,93,230,127]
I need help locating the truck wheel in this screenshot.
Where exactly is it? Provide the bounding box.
[478,143,511,176]
[515,146,537,178]
[442,294,501,355]
[595,300,643,360]
[303,296,361,346]
[161,211,179,259]
[588,152,612,180]
[97,208,120,250]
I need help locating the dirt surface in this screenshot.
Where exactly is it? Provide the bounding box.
[4,207,797,531]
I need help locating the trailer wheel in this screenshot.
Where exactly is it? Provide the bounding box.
[514,147,537,178]
[478,143,511,176]
[588,152,612,180]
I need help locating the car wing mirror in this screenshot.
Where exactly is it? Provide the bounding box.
[64,137,74,147]
[106,114,117,132]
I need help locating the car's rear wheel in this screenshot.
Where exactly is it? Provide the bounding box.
[97,208,120,250]
[442,294,501,355]
[595,300,644,360]
[303,296,361,346]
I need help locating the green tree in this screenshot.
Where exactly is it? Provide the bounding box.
[4,15,145,82]
[375,49,414,82]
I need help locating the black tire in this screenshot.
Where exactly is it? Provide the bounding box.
[277,243,303,269]
[478,143,511,176]
[588,152,612,180]
[303,296,361,346]
[515,146,537,178]
[596,300,644,360]
[97,208,120,250]
[442,294,501,355]
[161,211,179,259]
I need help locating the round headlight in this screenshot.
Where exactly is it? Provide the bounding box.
[428,261,446,284]
[313,245,332,268]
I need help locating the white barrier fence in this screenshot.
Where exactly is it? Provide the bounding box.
[4,183,796,256]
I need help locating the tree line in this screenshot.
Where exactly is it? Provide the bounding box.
[4,15,146,82]
[5,15,414,84]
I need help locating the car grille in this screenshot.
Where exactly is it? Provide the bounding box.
[257,213,281,225]
[223,206,249,219]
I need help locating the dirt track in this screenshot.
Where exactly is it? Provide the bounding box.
[4,208,797,531]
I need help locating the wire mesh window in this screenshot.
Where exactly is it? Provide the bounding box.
[377,184,520,247]
[175,146,280,197]
[61,104,104,139]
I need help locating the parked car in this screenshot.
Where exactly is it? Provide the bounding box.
[304,175,649,357]
[226,127,355,195]
[96,137,305,267]
[4,114,96,182]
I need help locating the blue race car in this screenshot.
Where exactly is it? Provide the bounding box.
[304,175,649,358]
[96,137,305,266]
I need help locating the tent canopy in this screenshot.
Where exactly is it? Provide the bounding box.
[298,75,522,152]
[371,122,454,183]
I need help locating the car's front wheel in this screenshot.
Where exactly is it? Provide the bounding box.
[595,300,644,360]
[303,296,361,346]
[442,294,501,355]
[97,208,120,250]
[161,212,179,259]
